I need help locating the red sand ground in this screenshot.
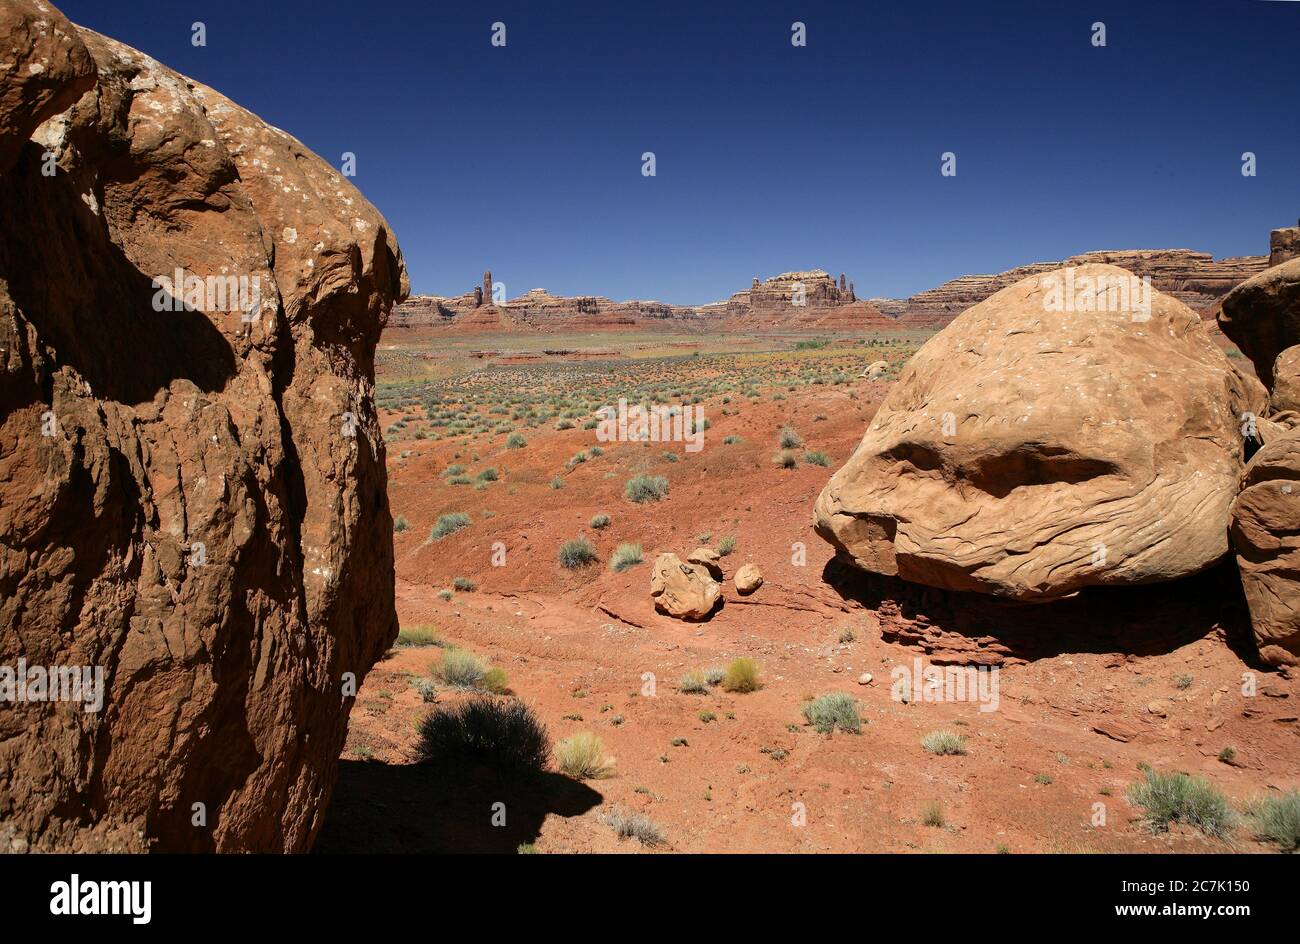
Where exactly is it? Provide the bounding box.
[318,343,1298,854]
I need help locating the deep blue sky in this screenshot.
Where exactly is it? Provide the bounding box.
[58,0,1299,303]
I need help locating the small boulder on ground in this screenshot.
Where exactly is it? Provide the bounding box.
[651,553,721,620]
[862,360,889,380]
[734,563,764,594]
[686,546,724,579]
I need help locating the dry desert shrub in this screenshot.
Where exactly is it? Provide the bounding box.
[556,732,614,780]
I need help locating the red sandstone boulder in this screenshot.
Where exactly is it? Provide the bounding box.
[0,1,406,851]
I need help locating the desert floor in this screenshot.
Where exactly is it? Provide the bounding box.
[316,328,1299,853]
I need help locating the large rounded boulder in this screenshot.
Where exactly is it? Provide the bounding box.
[0,1,406,851]
[1218,257,1300,387]
[1230,429,1300,666]
[814,263,1262,601]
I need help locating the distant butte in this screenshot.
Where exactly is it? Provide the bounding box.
[391,224,1295,333]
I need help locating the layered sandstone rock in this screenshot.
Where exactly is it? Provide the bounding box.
[884,250,1269,327]
[0,1,405,852]
[1271,220,1300,267]
[390,268,869,332]
[1218,257,1300,387]
[1229,429,1300,666]
[813,264,1262,601]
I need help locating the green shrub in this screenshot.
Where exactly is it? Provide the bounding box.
[452,576,476,592]
[716,535,737,557]
[922,730,968,755]
[1127,767,1233,838]
[610,543,644,572]
[430,512,471,540]
[556,732,614,779]
[1248,790,1300,851]
[625,474,669,503]
[803,450,829,467]
[507,432,527,449]
[483,666,510,695]
[475,467,499,482]
[722,657,761,693]
[393,515,410,533]
[415,697,550,773]
[723,435,742,445]
[558,536,599,569]
[590,513,611,529]
[802,692,861,734]
[437,648,488,689]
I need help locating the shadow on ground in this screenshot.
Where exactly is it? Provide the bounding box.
[315,760,602,853]
[823,555,1264,667]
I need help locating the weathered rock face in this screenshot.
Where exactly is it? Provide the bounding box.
[1271,220,1300,267]
[0,2,406,852]
[1269,346,1300,415]
[650,553,721,619]
[814,264,1262,601]
[1230,429,1300,667]
[885,249,1269,327]
[1218,258,1300,387]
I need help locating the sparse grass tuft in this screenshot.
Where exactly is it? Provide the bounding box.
[778,426,803,449]
[721,657,761,693]
[506,432,527,449]
[555,732,614,779]
[437,648,488,689]
[559,536,599,569]
[393,515,409,533]
[1127,767,1233,838]
[922,730,968,755]
[396,625,442,648]
[452,576,477,592]
[624,474,669,503]
[603,807,665,846]
[921,800,945,828]
[803,450,830,467]
[590,513,611,529]
[802,692,861,734]
[716,535,737,557]
[430,512,471,541]
[678,671,709,694]
[1248,790,1300,851]
[610,543,644,572]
